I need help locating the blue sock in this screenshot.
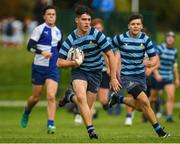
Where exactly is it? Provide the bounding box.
[67,92,74,103]
[153,123,161,132]
[118,96,124,104]
[48,120,54,127]
[126,113,132,118]
[24,107,31,116]
[165,115,172,120]
[86,125,95,134]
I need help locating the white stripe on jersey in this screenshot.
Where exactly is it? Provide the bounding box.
[30,23,62,67]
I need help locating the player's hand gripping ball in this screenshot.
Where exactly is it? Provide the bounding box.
[67,47,84,65]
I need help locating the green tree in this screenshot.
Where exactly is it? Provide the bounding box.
[140,0,180,30]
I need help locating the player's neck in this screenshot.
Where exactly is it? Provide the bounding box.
[46,22,55,27]
[76,29,89,37]
[129,31,139,38]
[166,43,173,48]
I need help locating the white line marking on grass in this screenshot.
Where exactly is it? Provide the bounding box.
[0,101,180,108]
[0,100,47,107]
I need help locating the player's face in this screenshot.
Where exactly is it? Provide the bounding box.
[93,23,104,32]
[76,14,91,34]
[43,9,56,26]
[128,19,143,37]
[165,36,175,47]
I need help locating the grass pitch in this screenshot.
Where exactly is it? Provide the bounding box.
[0,106,180,143]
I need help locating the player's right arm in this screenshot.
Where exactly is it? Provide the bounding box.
[56,36,81,68]
[57,58,78,68]
[27,26,52,58]
[145,55,160,76]
[173,51,180,87]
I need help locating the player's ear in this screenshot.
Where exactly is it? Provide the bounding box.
[43,15,46,21]
[128,24,130,30]
[75,17,78,24]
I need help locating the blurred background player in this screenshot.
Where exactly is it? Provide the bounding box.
[11,19,23,47]
[150,31,180,122]
[91,18,122,115]
[108,13,169,137]
[57,5,120,139]
[1,17,15,48]
[21,5,63,134]
[24,17,38,42]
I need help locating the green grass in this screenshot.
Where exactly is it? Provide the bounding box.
[0,106,180,143]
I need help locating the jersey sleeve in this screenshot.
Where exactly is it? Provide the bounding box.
[144,36,156,58]
[30,26,43,42]
[107,37,117,53]
[95,30,111,53]
[59,34,73,59]
[112,35,124,49]
[156,44,163,56]
[57,30,63,51]
[174,50,178,67]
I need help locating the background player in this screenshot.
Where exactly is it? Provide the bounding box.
[91,18,121,111]
[21,5,63,134]
[150,31,180,122]
[109,13,169,137]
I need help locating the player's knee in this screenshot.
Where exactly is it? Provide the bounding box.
[167,96,174,103]
[139,97,151,110]
[77,95,86,104]
[150,95,157,103]
[128,85,143,99]
[99,97,107,105]
[47,94,55,102]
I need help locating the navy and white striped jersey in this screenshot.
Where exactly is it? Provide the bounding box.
[102,36,117,72]
[112,31,156,76]
[59,27,111,71]
[157,43,178,81]
[30,23,63,68]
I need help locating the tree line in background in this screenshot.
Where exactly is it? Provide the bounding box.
[0,0,180,31]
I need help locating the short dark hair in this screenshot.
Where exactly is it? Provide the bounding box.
[128,13,143,24]
[75,5,92,17]
[42,5,56,15]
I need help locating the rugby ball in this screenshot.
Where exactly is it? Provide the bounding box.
[67,47,84,61]
[67,47,75,60]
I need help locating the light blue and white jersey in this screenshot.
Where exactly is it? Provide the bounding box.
[112,31,156,76]
[30,23,62,68]
[102,36,117,72]
[59,27,111,71]
[157,43,178,81]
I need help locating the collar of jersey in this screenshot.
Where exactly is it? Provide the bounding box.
[127,31,142,39]
[74,27,91,38]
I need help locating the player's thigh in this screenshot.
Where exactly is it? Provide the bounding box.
[164,84,175,99]
[86,91,97,109]
[72,79,88,101]
[45,79,58,98]
[136,91,151,107]
[149,89,159,102]
[32,84,43,98]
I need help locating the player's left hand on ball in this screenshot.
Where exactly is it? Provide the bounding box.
[74,49,84,66]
